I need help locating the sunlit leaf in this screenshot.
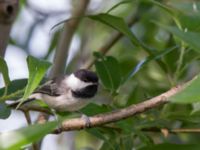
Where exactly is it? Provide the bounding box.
[22,56,51,100]
[157,24,200,53]
[0,122,57,150]
[178,13,200,32]
[106,0,133,13]
[191,102,200,114]
[171,75,200,103]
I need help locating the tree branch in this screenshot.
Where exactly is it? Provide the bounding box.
[49,0,90,78]
[0,0,18,57]
[52,85,183,133]
[36,0,90,125]
[142,127,200,133]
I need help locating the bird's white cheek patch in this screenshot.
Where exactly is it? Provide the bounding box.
[65,74,90,91]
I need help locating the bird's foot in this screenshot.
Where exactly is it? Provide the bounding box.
[81,114,91,128]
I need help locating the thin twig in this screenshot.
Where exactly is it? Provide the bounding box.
[17,105,52,115]
[171,128,200,133]
[0,0,18,57]
[22,110,39,150]
[141,127,200,138]
[23,110,31,124]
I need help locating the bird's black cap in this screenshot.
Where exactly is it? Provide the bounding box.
[74,69,98,83]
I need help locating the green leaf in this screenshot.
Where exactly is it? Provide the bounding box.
[0,102,11,119]
[139,143,200,150]
[171,75,200,103]
[86,128,108,141]
[0,121,57,150]
[158,25,200,53]
[0,57,10,95]
[191,102,200,114]
[123,46,177,83]
[22,56,51,100]
[0,79,27,98]
[148,0,183,30]
[106,0,133,13]
[89,128,117,150]
[149,0,178,16]
[169,1,200,13]
[89,13,140,47]
[178,13,200,32]
[94,52,121,92]
[81,103,111,116]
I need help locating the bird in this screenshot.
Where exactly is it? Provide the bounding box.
[10,69,99,113]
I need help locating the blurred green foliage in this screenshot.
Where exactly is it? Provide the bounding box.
[1,0,200,149]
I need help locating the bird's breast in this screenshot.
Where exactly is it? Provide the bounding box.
[41,92,90,112]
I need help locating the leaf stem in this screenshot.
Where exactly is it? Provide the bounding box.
[0,89,24,102]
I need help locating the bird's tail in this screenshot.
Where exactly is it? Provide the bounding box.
[8,98,36,108]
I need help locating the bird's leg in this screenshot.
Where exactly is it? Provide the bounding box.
[51,109,58,121]
[77,111,91,128]
[51,109,63,132]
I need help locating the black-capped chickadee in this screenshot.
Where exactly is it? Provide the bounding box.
[10,69,98,112]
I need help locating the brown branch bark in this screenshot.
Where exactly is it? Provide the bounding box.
[52,85,183,133]
[49,0,90,78]
[0,0,18,57]
[36,0,90,125]
[35,1,90,148]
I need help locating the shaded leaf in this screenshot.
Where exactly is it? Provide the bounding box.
[123,46,177,83]
[86,128,108,141]
[0,121,57,150]
[150,0,178,16]
[0,102,11,119]
[89,13,140,47]
[94,52,121,92]
[81,103,111,116]
[0,79,27,98]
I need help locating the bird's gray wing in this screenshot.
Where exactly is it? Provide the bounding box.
[34,75,68,96]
